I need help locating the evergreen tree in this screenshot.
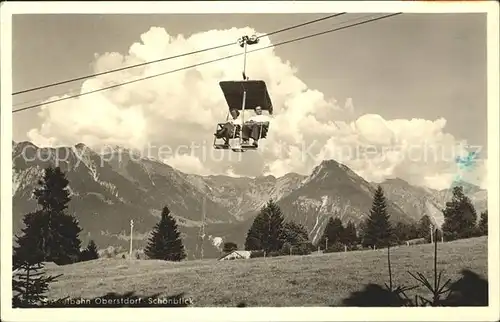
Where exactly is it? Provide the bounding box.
[244,199,285,253]
[56,212,84,263]
[86,240,99,260]
[318,216,344,250]
[408,222,419,240]
[12,213,62,307]
[281,221,309,246]
[222,242,238,253]
[442,186,478,240]
[80,239,100,262]
[281,221,314,255]
[341,220,358,247]
[477,210,488,236]
[280,221,311,254]
[245,212,264,251]
[15,167,82,265]
[393,222,419,244]
[418,215,435,242]
[362,185,393,248]
[145,206,186,261]
[357,220,367,244]
[393,222,409,244]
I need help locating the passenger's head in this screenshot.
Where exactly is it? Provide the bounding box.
[230,109,240,119]
[255,106,262,115]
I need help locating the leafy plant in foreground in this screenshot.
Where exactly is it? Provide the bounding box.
[345,228,487,307]
[382,244,418,306]
[406,229,453,306]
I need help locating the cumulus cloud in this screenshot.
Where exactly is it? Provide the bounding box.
[163,154,213,176]
[27,26,487,190]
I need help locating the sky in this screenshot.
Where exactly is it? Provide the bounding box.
[11,13,488,189]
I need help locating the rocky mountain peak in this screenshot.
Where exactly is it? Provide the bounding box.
[11,140,488,259]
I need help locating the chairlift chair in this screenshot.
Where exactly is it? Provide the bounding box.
[213,35,274,152]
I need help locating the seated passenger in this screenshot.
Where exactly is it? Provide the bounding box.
[241,106,270,147]
[215,109,242,146]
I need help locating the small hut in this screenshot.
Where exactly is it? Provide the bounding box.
[218,250,252,261]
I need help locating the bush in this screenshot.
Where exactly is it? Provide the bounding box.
[279,242,312,256]
[324,242,345,253]
[99,246,123,258]
[223,242,238,253]
[281,242,292,255]
[250,250,265,258]
[291,244,312,255]
[348,244,361,251]
[267,251,281,257]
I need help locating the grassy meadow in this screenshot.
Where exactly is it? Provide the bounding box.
[44,236,488,307]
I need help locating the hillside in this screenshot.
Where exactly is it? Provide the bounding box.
[43,237,488,306]
[11,141,487,259]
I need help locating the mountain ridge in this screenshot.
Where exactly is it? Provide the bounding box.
[11,141,487,259]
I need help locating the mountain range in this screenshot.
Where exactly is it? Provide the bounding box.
[11,141,488,259]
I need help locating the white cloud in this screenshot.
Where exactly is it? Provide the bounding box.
[353,114,395,146]
[27,26,487,189]
[163,154,212,176]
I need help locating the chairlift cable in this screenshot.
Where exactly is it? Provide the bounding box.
[255,12,346,39]
[12,13,346,96]
[14,13,376,109]
[12,13,401,114]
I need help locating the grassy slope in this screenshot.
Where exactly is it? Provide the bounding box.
[44,237,488,307]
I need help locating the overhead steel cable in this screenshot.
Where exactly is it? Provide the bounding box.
[12,13,401,114]
[14,12,362,109]
[256,12,346,39]
[16,13,372,109]
[12,12,346,96]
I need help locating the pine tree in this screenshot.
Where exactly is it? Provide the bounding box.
[442,186,478,241]
[56,212,84,263]
[393,222,408,244]
[145,206,186,261]
[318,216,345,250]
[341,220,358,247]
[244,199,285,253]
[18,166,83,265]
[408,222,419,240]
[477,210,488,236]
[265,199,286,252]
[418,215,435,242]
[12,260,61,307]
[13,213,62,307]
[86,240,99,260]
[280,221,311,254]
[362,185,393,248]
[245,212,265,251]
[393,222,419,244]
[33,167,71,214]
[281,221,309,246]
[357,220,367,244]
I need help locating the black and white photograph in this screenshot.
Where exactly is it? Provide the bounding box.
[1,1,499,321]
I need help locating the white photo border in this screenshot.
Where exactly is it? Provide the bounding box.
[1,1,498,321]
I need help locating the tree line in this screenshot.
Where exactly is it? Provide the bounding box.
[240,185,488,255]
[12,166,488,306]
